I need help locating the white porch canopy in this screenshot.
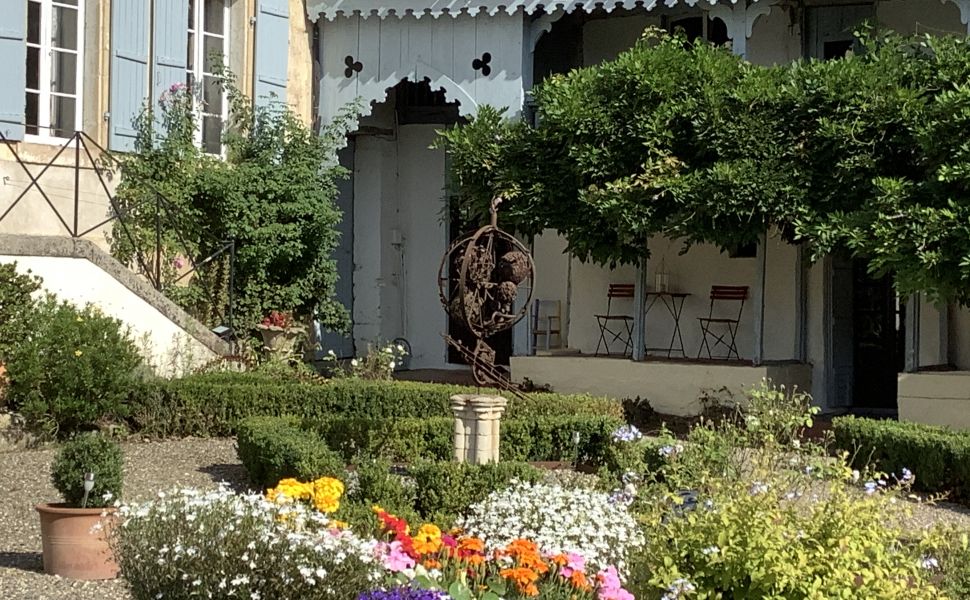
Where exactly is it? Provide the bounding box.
[307,0,760,21]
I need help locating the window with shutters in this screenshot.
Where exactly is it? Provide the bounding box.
[25,0,85,140]
[187,0,229,154]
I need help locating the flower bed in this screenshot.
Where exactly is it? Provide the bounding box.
[113,475,636,600]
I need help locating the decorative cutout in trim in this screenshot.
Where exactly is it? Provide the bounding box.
[472,52,492,76]
[344,55,363,78]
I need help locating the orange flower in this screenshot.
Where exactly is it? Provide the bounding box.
[551,553,569,567]
[569,570,591,591]
[412,523,443,555]
[501,567,540,591]
[464,554,485,567]
[458,537,485,553]
[423,558,442,570]
[524,584,540,597]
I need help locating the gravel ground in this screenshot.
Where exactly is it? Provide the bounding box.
[3,438,970,599]
[0,438,245,600]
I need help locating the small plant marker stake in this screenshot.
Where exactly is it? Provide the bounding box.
[81,472,95,509]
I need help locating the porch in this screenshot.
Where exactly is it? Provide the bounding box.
[511,354,812,416]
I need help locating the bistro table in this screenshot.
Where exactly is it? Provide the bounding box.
[644,291,691,358]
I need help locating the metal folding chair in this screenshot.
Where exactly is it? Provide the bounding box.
[697,285,748,360]
[595,284,635,357]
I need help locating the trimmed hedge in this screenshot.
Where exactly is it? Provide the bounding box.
[832,416,970,500]
[237,417,344,488]
[265,414,624,465]
[409,460,542,523]
[128,374,622,437]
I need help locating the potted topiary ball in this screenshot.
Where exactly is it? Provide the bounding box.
[36,432,123,579]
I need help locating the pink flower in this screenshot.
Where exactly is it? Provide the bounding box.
[380,540,416,572]
[442,534,457,548]
[172,256,186,269]
[597,566,635,600]
[560,552,586,578]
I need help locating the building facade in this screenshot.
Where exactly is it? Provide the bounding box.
[4,0,970,418]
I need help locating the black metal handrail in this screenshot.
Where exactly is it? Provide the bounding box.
[0,130,235,336]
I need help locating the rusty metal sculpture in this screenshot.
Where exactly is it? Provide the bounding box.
[438,198,535,394]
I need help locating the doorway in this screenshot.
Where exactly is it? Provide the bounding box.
[806,4,874,60]
[827,256,902,411]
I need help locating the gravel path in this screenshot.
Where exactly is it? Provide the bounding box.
[3,438,970,599]
[0,438,245,600]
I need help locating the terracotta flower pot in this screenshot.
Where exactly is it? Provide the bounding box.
[35,503,118,580]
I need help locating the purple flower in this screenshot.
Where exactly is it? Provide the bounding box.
[358,588,449,600]
[612,425,643,443]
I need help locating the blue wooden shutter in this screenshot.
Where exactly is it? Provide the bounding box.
[152,0,189,107]
[254,0,289,106]
[0,0,27,141]
[109,0,150,151]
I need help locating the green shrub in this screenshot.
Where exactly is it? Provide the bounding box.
[51,433,124,508]
[236,417,344,489]
[408,460,541,524]
[832,416,970,500]
[241,414,623,469]
[310,417,453,463]
[0,262,42,366]
[6,300,143,437]
[129,374,622,437]
[500,415,624,465]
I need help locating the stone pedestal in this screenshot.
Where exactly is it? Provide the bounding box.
[450,394,508,464]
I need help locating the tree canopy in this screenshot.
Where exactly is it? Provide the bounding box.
[439,29,970,305]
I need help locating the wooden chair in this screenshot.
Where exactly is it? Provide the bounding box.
[595,284,635,357]
[531,299,562,352]
[697,285,748,360]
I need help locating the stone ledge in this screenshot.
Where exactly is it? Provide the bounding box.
[0,234,230,356]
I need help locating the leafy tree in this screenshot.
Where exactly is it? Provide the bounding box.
[441,29,970,305]
[110,73,357,333]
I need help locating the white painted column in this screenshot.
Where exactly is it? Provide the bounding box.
[752,232,767,365]
[794,243,808,362]
[632,260,648,361]
[905,294,921,373]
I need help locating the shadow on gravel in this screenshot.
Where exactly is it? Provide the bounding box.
[197,463,252,492]
[0,551,43,573]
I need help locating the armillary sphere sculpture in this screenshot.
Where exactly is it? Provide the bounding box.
[438,198,535,395]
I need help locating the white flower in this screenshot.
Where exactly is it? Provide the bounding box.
[457,481,643,574]
[351,359,359,367]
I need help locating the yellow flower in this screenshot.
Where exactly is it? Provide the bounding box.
[413,523,443,554]
[313,493,340,513]
[75,316,83,323]
[74,350,83,357]
[331,520,349,529]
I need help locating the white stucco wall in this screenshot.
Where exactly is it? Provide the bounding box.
[0,145,115,251]
[529,231,801,362]
[876,0,966,35]
[0,255,216,375]
[582,13,661,66]
[746,4,801,65]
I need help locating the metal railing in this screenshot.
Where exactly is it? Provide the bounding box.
[0,130,236,336]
